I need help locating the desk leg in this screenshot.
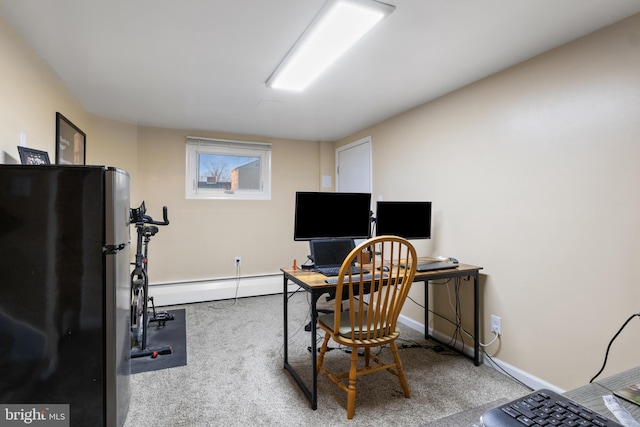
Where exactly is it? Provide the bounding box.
[423,276,480,366]
[424,280,430,340]
[472,271,480,366]
[309,291,321,410]
[282,274,320,410]
[283,275,289,366]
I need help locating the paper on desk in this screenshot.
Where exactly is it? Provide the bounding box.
[603,395,640,427]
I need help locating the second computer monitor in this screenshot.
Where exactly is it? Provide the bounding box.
[375,201,432,239]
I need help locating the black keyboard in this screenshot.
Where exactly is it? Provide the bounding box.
[481,389,622,426]
[324,273,387,284]
[316,266,367,276]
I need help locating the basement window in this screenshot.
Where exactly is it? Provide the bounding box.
[185,137,272,200]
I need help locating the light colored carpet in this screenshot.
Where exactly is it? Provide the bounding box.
[124,291,529,426]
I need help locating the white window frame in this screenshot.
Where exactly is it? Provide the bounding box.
[185,137,272,200]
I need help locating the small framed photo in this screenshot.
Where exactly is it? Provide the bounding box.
[17,146,51,165]
[56,112,86,165]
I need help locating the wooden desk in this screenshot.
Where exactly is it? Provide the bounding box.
[281,262,483,410]
[564,366,640,423]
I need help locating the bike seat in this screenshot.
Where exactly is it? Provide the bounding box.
[144,226,159,236]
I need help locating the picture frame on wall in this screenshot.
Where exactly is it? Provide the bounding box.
[56,112,86,165]
[17,146,51,165]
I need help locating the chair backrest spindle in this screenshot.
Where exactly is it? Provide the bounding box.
[331,236,417,344]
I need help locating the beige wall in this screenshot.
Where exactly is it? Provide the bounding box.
[0,18,88,163]
[88,116,139,201]
[121,132,329,288]
[134,126,319,281]
[2,9,639,392]
[338,14,640,390]
[319,140,336,191]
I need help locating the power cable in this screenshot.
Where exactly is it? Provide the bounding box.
[407,279,500,348]
[589,312,640,383]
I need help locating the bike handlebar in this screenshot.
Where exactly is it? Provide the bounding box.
[143,206,170,226]
[130,201,170,226]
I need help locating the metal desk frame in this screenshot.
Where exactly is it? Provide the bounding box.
[281,263,483,410]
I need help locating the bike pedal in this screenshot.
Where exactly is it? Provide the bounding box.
[158,346,172,355]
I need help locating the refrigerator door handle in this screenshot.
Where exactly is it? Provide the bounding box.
[104,243,128,254]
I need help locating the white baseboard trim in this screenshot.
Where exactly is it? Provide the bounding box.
[148,274,298,306]
[397,313,562,393]
[481,355,565,393]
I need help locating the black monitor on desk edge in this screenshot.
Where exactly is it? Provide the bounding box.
[293,191,372,241]
[375,201,432,239]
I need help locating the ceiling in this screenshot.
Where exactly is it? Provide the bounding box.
[2,0,640,142]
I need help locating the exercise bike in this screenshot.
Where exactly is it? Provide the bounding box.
[130,201,174,359]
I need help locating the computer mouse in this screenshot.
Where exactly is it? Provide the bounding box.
[377,265,390,272]
[448,257,459,264]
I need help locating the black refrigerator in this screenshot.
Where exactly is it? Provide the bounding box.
[0,165,130,426]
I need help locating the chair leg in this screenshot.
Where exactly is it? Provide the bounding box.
[390,341,410,398]
[346,348,358,419]
[364,347,370,367]
[317,332,331,373]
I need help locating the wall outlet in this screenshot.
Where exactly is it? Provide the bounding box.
[234,256,241,267]
[490,314,502,335]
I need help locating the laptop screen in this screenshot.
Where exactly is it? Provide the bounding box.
[310,238,356,268]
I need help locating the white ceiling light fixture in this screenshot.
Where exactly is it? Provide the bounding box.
[266,0,395,92]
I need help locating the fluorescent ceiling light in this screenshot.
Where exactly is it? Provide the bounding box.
[266,0,395,92]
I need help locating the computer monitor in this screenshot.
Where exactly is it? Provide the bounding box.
[375,201,432,239]
[293,191,372,241]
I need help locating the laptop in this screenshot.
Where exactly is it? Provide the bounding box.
[309,238,367,276]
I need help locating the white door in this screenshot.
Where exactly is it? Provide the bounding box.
[337,137,372,242]
[336,136,372,193]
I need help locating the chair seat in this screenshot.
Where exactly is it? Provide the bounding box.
[318,311,399,341]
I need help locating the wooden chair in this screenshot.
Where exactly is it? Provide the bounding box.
[316,235,418,419]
